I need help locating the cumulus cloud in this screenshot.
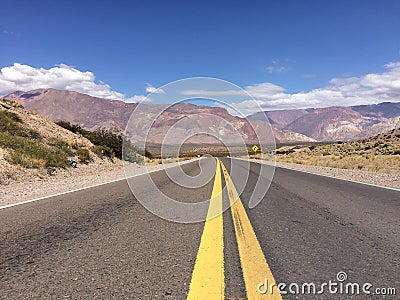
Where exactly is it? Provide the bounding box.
[3,62,400,112]
[145,83,165,94]
[125,95,152,103]
[232,61,400,115]
[0,63,148,103]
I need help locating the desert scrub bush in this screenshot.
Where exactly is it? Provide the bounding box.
[123,142,145,163]
[0,110,40,138]
[0,112,70,168]
[6,152,46,168]
[56,120,154,161]
[55,120,85,134]
[0,109,22,122]
[57,121,123,158]
[142,148,154,159]
[76,148,91,164]
[91,145,115,159]
[67,140,85,150]
[0,133,69,168]
[47,137,74,156]
[86,128,123,158]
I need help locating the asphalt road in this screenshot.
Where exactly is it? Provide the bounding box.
[0,157,398,299]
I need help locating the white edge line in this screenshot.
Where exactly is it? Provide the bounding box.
[233,157,400,192]
[0,158,203,210]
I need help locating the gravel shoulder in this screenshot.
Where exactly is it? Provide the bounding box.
[0,159,197,207]
[244,158,400,190]
[2,156,398,208]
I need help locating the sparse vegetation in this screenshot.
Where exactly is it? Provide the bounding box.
[77,148,91,164]
[0,98,24,109]
[123,144,144,163]
[47,137,74,156]
[91,145,115,160]
[273,128,400,174]
[5,139,69,168]
[0,110,71,168]
[56,121,123,158]
[0,105,91,168]
[0,110,40,139]
[56,120,150,162]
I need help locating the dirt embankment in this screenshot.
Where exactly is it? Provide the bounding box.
[0,99,120,191]
[272,127,400,174]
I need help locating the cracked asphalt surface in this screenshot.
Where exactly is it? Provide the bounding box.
[0,157,398,299]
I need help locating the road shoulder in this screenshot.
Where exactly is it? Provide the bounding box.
[236,157,400,191]
[0,158,199,208]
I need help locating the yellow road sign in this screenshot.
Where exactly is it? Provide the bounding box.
[251,145,259,153]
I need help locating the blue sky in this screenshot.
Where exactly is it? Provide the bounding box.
[1,0,400,113]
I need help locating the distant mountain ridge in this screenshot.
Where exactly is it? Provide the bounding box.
[5,88,314,144]
[6,88,399,143]
[6,89,138,131]
[248,102,400,141]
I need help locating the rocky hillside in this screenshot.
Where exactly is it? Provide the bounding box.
[0,98,117,185]
[248,102,400,141]
[5,88,314,144]
[6,89,137,131]
[274,127,400,173]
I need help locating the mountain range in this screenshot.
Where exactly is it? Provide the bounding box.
[248,102,400,141]
[4,89,312,145]
[5,88,400,143]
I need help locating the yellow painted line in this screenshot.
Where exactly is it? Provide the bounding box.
[220,161,282,300]
[187,158,224,299]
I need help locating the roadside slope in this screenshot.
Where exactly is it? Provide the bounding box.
[0,98,119,187]
[274,127,400,173]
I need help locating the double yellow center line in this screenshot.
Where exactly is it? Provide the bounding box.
[187,158,225,298]
[187,158,282,300]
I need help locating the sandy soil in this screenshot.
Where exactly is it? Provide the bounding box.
[246,158,400,190]
[2,156,397,208]
[0,160,196,207]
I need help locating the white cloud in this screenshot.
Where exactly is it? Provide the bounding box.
[180,89,246,96]
[266,59,288,73]
[125,95,152,103]
[179,62,400,115]
[244,82,286,98]
[0,63,147,103]
[266,65,287,73]
[232,61,400,115]
[2,30,15,35]
[145,83,165,94]
[3,62,400,112]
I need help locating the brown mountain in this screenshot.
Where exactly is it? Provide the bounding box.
[248,102,400,141]
[5,89,315,145]
[5,89,137,131]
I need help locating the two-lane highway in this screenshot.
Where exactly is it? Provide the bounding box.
[0,157,399,299]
